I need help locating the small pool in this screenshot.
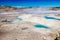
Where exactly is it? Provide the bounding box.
[44,16,60,20]
[34,24,49,29]
[7,20,14,22]
[7,18,23,22]
[55,18,60,20]
[16,18,23,21]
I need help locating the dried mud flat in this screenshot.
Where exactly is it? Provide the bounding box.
[0,13,60,40]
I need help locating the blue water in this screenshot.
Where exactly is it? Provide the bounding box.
[0,0,60,7]
[7,20,14,22]
[16,18,23,21]
[7,18,23,22]
[55,18,60,20]
[34,24,49,29]
[44,16,60,20]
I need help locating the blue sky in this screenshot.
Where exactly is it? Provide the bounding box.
[0,0,60,7]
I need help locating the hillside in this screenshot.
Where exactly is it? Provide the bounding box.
[0,6,17,12]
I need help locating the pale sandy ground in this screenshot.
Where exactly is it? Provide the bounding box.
[0,13,60,40]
